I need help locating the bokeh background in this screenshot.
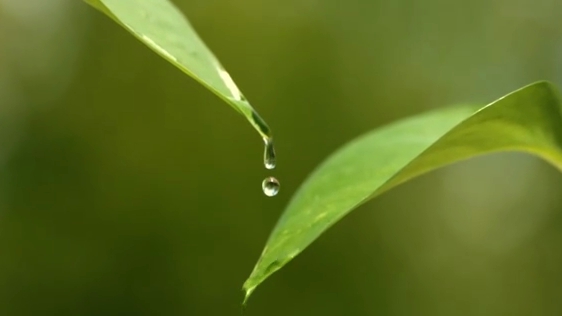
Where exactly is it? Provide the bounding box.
[1,0,562,315]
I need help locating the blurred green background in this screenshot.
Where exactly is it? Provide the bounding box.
[1,0,562,315]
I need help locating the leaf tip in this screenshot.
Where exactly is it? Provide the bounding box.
[241,284,256,306]
[241,254,299,305]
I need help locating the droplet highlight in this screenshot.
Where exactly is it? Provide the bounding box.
[264,137,276,170]
[262,177,280,197]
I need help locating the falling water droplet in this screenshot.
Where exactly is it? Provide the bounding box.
[262,177,280,197]
[263,137,276,170]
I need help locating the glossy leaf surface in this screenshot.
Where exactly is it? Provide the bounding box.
[243,81,562,302]
[85,0,271,139]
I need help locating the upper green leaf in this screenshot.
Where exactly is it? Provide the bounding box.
[85,0,271,140]
[243,81,562,303]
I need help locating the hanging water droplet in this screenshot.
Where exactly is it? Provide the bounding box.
[263,137,276,170]
[262,177,280,197]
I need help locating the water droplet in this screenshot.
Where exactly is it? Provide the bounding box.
[264,138,276,169]
[262,177,280,197]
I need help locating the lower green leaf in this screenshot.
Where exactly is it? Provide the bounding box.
[243,81,562,303]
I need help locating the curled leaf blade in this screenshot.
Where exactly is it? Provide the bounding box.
[243,81,562,302]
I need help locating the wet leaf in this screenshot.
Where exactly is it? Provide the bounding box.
[243,81,562,303]
[85,0,271,139]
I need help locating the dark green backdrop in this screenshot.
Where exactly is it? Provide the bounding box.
[0,0,562,315]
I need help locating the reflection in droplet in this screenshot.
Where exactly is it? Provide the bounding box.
[262,177,280,197]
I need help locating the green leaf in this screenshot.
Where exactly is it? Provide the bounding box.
[243,81,562,303]
[84,0,272,140]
